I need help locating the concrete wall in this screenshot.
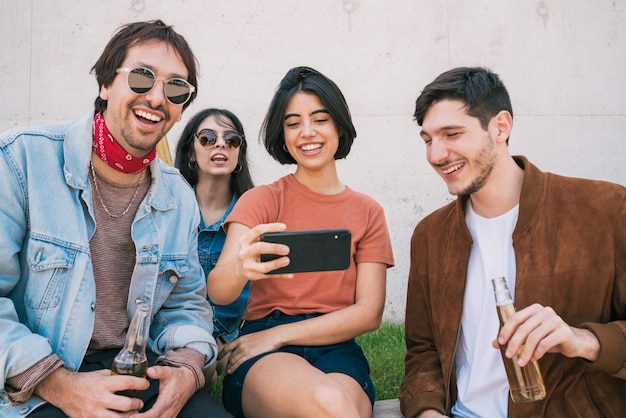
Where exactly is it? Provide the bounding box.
[1,0,624,323]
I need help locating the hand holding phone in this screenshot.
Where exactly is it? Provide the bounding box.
[260,229,351,274]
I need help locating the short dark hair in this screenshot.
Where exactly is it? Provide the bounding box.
[414,67,513,136]
[91,20,198,112]
[260,66,357,165]
[174,108,254,197]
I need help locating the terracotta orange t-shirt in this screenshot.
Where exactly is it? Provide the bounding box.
[226,174,394,321]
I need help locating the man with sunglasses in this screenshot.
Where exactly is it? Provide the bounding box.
[0,20,232,417]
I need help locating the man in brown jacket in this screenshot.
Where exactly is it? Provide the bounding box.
[400,67,626,417]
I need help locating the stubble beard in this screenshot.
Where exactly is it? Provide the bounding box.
[456,139,497,197]
[121,102,170,155]
[119,120,166,156]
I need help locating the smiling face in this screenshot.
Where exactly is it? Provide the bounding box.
[420,99,499,196]
[99,40,188,158]
[282,91,340,172]
[193,114,241,179]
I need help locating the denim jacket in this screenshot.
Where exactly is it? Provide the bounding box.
[198,194,249,343]
[0,114,218,416]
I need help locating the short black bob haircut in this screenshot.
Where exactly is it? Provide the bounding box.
[260,66,357,165]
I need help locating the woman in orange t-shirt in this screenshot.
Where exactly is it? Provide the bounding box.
[208,66,394,418]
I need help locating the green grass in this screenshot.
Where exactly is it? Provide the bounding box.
[210,374,224,402]
[357,322,406,400]
[210,322,406,402]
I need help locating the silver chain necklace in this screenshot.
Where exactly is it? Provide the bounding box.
[90,163,146,218]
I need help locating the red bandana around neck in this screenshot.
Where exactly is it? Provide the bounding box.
[92,112,156,174]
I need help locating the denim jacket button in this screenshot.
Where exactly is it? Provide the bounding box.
[19,405,30,414]
[169,275,178,284]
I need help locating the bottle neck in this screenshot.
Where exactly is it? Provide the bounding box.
[492,276,514,306]
[124,299,151,355]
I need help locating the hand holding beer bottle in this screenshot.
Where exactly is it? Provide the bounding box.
[492,277,546,403]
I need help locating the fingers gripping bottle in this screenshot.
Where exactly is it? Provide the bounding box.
[492,277,546,403]
[111,298,151,398]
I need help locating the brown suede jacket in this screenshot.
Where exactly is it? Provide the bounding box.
[400,156,626,418]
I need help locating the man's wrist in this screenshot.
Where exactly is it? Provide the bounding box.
[7,354,64,404]
[574,327,600,361]
[156,348,206,390]
[34,366,70,403]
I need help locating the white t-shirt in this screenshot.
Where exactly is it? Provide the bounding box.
[451,201,519,418]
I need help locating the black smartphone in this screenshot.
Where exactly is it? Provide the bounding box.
[260,229,351,274]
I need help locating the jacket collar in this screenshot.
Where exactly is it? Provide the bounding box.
[513,156,545,236]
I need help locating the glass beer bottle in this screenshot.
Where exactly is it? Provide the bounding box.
[492,277,546,403]
[111,298,151,398]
